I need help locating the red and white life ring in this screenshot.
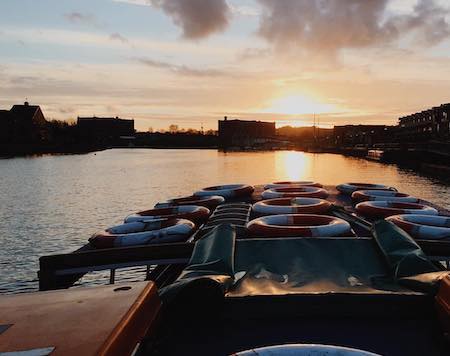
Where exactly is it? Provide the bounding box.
[124,205,210,224]
[246,214,351,237]
[386,214,450,240]
[89,218,195,248]
[261,186,329,200]
[194,184,254,198]
[253,197,331,216]
[351,190,419,203]
[355,201,438,218]
[336,183,396,195]
[155,195,225,209]
[264,181,323,189]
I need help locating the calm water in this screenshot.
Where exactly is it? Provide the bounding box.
[1,149,449,294]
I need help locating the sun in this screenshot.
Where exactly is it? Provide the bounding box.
[264,94,337,116]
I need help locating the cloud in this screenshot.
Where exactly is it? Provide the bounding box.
[64,12,98,26]
[112,0,150,5]
[150,0,230,39]
[109,32,129,43]
[256,0,450,54]
[237,47,271,61]
[135,57,227,76]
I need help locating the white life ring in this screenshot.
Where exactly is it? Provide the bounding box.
[247,214,351,237]
[351,190,419,203]
[386,214,450,240]
[253,197,331,216]
[235,344,380,355]
[261,186,329,200]
[125,205,210,224]
[194,184,254,198]
[356,201,438,218]
[336,183,396,195]
[89,218,195,248]
[264,181,323,189]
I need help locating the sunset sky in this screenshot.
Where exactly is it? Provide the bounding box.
[1,0,450,130]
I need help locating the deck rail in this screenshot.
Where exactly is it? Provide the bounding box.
[38,242,193,291]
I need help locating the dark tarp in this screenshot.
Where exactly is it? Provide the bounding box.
[160,222,447,305]
[229,236,415,297]
[159,224,235,308]
[372,220,439,279]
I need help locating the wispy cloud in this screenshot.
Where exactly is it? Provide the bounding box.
[135,57,227,77]
[64,12,99,27]
[109,32,129,43]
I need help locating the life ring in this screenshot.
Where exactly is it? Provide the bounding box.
[264,181,323,189]
[234,344,379,356]
[355,201,438,218]
[246,214,351,237]
[89,218,195,248]
[124,205,210,224]
[351,190,419,203]
[336,183,396,195]
[194,184,254,198]
[261,186,329,199]
[155,195,225,209]
[253,197,331,216]
[386,214,450,240]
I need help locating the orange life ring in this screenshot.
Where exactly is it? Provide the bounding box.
[194,184,254,198]
[351,190,419,203]
[355,201,438,218]
[246,214,351,237]
[124,205,210,224]
[155,195,225,209]
[262,186,329,199]
[89,218,195,248]
[252,197,331,215]
[386,214,450,240]
[264,181,323,189]
[336,183,396,195]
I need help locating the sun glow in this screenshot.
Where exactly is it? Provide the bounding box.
[264,94,337,116]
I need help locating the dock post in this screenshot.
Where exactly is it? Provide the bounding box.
[109,269,116,284]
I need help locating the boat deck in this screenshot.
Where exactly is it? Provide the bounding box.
[10,183,450,355]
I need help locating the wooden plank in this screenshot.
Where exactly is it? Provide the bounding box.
[0,282,160,356]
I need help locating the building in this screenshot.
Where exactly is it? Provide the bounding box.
[0,102,48,144]
[77,116,135,143]
[398,104,450,142]
[333,125,392,147]
[218,117,276,149]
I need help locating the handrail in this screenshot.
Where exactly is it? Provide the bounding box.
[39,242,193,291]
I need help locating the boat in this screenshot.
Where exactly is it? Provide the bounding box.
[1,182,450,355]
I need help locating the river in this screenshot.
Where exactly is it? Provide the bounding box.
[1,149,449,293]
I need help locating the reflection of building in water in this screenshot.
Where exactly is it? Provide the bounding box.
[77,116,135,143]
[218,117,276,149]
[398,103,450,142]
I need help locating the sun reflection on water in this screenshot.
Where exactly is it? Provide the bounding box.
[276,151,312,181]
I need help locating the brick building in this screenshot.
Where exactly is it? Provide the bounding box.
[398,104,450,142]
[218,117,276,149]
[333,125,393,146]
[77,116,135,142]
[0,102,48,144]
